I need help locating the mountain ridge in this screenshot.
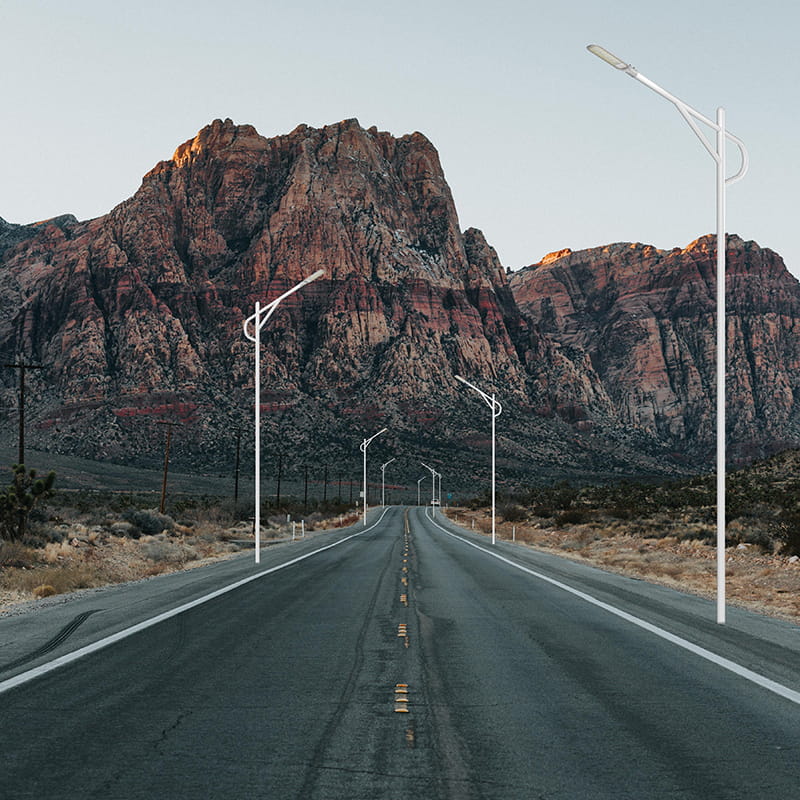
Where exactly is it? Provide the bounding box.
[0,118,797,488]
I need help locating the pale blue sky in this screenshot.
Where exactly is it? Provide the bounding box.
[2,0,798,276]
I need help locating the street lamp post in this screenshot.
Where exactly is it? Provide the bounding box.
[417,476,425,506]
[360,428,387,525]
[420,462,440,514]
[455,375,503,545]
[381,458,396,508]
[587,44,749,624]
[243,269,324,563]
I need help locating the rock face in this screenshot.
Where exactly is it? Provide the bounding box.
[510,237,800,463]
[1,118,798,488]
[0,119,560,482]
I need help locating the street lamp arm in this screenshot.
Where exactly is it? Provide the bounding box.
[587,45,749,185]
[243,269,325,341]
[455,374,502,417]
[670,94,748,184]
[455,374,490,404]
[455,374,491,405]
[243,305,272,342]
[361,427,387,453]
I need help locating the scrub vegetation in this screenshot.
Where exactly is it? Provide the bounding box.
[455,449,800,621]
[0,487,360,611]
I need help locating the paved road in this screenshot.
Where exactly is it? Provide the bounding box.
[1,506,798,798]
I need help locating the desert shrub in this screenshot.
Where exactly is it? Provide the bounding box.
[0,540,37,568]
[466,489,491,510]
[141,538,197,564]
[741,529,775,553]
[108,521,138,537]
[37,527,66,544]
[777,511,800,556]
[675,525,715,544]
[0,465,56,541]
[122,508,175,536]
[500,503,527,523]
[531,505,555,518]
[0,564,103,596]
[555,509,592,526]
[726,520,776,553]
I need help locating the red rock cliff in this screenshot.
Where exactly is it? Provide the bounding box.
[510,236,800,463]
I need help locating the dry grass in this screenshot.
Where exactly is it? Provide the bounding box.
[0,502,362,612]
[3,563,108,596]
[447,507,800,623]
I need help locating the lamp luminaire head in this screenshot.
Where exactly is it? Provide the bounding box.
[587,44,632,71]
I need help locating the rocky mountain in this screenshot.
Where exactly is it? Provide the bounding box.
[1,118,798,491]
[510,238,800,464]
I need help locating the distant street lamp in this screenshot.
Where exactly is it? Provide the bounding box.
[381,458,395,508]
[420,462,440,514]
[587,44,749,624]
[417,476,425,506]
[360,428,387,525]
[243,269,324,563]
[455,375,503,544]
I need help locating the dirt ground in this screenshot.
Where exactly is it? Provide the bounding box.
[0,512,359,615]
[445,507,800,624]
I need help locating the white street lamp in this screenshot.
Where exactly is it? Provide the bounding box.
[420,462,440,515]
[243,269,324,563]
[587,44,749,624]
[417,476,425,506]
[455,375,503,545]
[381,458,396,508]
[360,428,387,525]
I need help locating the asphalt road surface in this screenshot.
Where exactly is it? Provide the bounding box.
[1,506,799,798]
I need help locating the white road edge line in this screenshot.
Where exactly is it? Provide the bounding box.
[423,509,800,707]
[0,508,392,696]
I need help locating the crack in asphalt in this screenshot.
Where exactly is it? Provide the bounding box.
[308,761,537,792]
[293,528,397,800]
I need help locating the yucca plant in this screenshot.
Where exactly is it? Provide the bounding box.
[0,464,56,541]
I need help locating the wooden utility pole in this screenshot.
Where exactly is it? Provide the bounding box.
[3,362,43,466]
[234,428,241,505]
[276,452,283,508]
[156,421,177,514]
[4,362,43,539]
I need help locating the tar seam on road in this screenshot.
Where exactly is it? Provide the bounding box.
[424,509,800,708]
[0,609,102,673]
[0,508,392,696]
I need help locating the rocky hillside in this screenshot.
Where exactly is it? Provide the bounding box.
[0,119,599,484]
[1,118,798,488]
[510,238,800,464]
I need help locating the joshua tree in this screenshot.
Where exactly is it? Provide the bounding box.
[0,464,56,540]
